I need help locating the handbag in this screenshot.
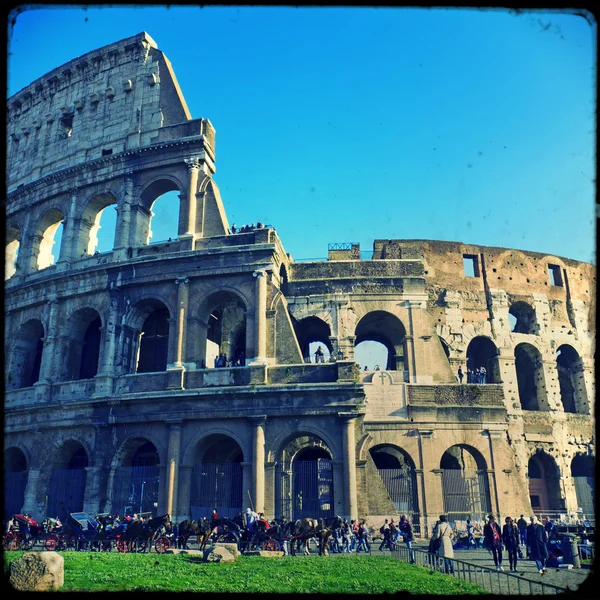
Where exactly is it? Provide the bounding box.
[429,537,442,553]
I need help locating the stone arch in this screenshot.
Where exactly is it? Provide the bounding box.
[571,453,595,519]
[514,342,548,411]
[189,433,245,519]
[440,444,491,521]
[5,224,21,280]
[110,437,161,518]
[370,444,420,523]
[196,288,249,368]
[7,319,44,389]
[122,297,171,374]
[354,310,407,372]
[139,176,184,245]
[77,191,119,256]
[4,446,29,520]
[292,315,332,362]
[35,207,65,270]
[46,440,89,521]
[62,307,103,381]
[509,301,537,334]
[556,344,588,414]
[183,427,248,464]
[528,450,562,513]
[466,336,499,383]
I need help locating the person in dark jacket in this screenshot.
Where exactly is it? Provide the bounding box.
[517,515,528,546]
[483,514,504,571]
[526,515,549,574]
[502,516,521,572]
[402,520,415,563]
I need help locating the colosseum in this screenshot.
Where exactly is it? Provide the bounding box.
[4,32,595,536]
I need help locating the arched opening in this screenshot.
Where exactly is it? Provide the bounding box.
[355,340,388,371]
[509,302,537,334]
[47,443,88,521]
[148,191,180,244]
[36,210,64,270]
[440,445,491,522]
[277,435,335,521]
[370,445,419,525]
[5,225,20,280]
[190,435,243,519]
[202,292,247,368]
[556,345,588,414]
[354,311,407,373]
[292,316,332,363]
[137,307,170,373]
[4,448,28,521]
[91,204,117,254]
[571,454,595,520]
[279,264,289,296]
[112,440,160,518]
[62,309,102,381]
[466,336,499,383]
[8,320,44,389]
[528,452,562,514]
[515,343,547,411]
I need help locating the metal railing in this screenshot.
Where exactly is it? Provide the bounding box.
[578,544,595,561]
[392,546,569,595]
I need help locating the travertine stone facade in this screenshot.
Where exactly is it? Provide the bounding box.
[5,33,594,537]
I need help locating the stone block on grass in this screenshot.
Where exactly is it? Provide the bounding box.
[9,551,64,591]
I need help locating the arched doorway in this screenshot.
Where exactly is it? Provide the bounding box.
[370,445,419,525]
[556,345,588,414]
[466,336,499,383]
[8,320,44,389]
[46,444,88,521]
[440,445,491,522]
[292,316,332,363]
[571,454,595,520]
[515,343,546,410]
[354,311,407,373]
[190,435,243,519]
[137,308,170,373]
[63,309,102,380]
[4,448,27,521]
[112,440,160,517]
[528,452,561,515]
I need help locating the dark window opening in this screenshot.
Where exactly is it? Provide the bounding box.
[102,148,113,156]
[463,254,480,277]
[79,317,102,379]
[548,264,563,287]
[137,309,169,373]
[59,113,74,139]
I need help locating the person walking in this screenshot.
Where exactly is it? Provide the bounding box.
[527,516,549,574]
[402,520,415,563]
[315,345,324,364]
[502,516,520,572]
[466,519,474,548]
[517,515,528,547]
[483,514,504,571]
[457,365,464,383]
[356,521,369,553]
[431,515,454,574]
[379,518,394,551]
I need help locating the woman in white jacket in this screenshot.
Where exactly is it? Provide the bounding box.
[432,515,455,574]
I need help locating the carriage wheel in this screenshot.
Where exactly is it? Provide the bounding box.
[155,536,170,554]
[4,533,20,551]
[101,540,113,552]
[44,534,59,551]
[136,539,148,553]
[21,537,35,551]
[64,534,77,551]
[116,540,128,553]
[262,538,280,552]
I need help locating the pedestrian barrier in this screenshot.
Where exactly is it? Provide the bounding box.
[392,546,569,595]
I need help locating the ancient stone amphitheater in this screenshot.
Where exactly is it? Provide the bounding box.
[5,32,595,534]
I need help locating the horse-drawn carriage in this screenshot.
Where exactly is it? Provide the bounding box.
[3,514,49,551]
[115,513,172,554]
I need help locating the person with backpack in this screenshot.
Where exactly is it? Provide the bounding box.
[379,518,393,551]
[356,521,369,553]
[484,514,504,571]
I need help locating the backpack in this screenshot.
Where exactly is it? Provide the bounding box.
[380,525,385,534]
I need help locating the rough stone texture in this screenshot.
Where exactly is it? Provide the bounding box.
[204,546,236,563]
[9,551,64,592]
[4,33,594,540]
[165,549,203,556]
[243,550,284,557]
[213,542,240,559]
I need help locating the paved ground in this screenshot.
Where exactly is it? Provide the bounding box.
[368,542,594,594]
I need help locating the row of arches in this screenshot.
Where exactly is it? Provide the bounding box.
[6,187,181,279]
[5,437,594,525]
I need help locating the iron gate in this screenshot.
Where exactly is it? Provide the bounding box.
[442,469,491,522]
[112,465,159,517]
[46,468,87,520]
[4,471,27,521]
[292,459,334,520]
[190,463,243,519]
[573,476,595,518]
[378,468,420,524]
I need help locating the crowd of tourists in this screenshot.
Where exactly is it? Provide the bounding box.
[230,221,265,234]
[457,365,488,383]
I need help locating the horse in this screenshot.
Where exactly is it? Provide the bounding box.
[177,518,212,550]
[292,516,344,556]
[123,514,170,552]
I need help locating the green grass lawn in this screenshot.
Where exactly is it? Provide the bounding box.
[5,551,487,594]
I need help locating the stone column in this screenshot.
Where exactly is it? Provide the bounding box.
[249,270,268,365]
[57,187,78,265]
[168,278,189,371]
[113,175,134,256]
[542,359,563,411]
[241,462,253,511]
[165,423,182,520]
[331,460,345,517]
[83,466,102,516]
[158,465,167,515]
[184,158,201,236]
[36,299,59,385]
[250,416,266,514]
[103,466,117,515]
[176,464,193,522]
[21,469,41,516]
[339,412,358,520]
[94,291,121,397]
[417,429,441,537]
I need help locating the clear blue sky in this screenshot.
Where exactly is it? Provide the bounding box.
[7,5,597,264]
